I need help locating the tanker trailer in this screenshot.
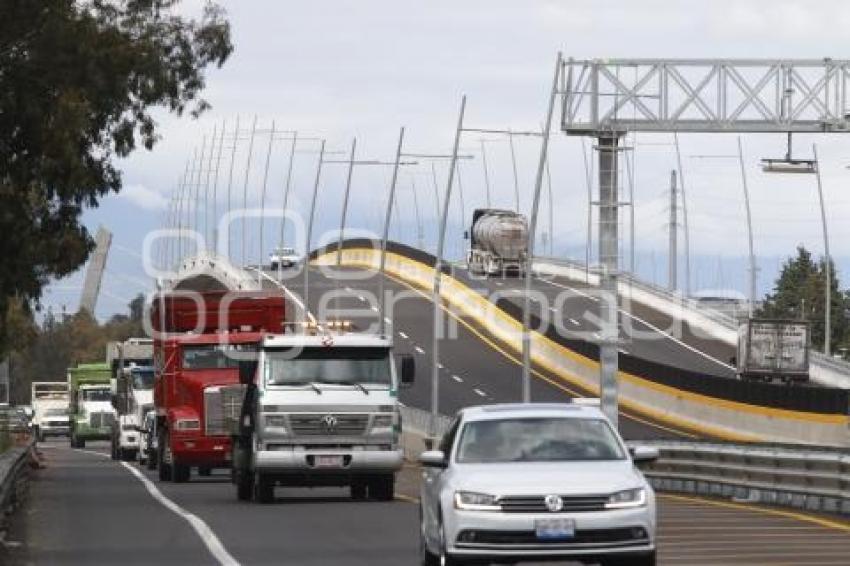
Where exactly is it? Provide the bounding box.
[467,208,529,276]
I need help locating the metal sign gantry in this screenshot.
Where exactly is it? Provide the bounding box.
[559,57,850,428]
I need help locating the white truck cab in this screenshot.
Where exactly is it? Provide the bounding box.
[112,366,154,461]
[232,330,415,503]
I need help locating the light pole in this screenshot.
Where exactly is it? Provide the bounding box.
[813,144,832,355]
[737,137,758,318]
[430,96,466,437]
[521,53,561,402]
[378,128,406,338]
[303,140,325,323]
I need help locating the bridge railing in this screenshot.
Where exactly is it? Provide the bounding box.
[629,439,850,517]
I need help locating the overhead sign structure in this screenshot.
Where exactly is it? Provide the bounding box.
[562,58,850,135]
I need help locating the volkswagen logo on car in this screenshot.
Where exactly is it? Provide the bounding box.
[544,494,564,513]
[320,414,338,433]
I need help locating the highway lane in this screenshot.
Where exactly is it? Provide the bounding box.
[261,266,690,440]
[7,440,850,565]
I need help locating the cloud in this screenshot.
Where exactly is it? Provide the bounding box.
[118,183,168,210]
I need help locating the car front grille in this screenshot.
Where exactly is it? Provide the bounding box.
[456,527,649,548]
[89,412,115,429]
[205,385,245,436]
[498,495,609,513]
[289,414,369,436]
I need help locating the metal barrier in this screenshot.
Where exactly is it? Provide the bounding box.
[400,406,452,440]
[630,440,850,517]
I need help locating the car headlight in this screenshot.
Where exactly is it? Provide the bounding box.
[174,418,201,431]
[454,491,500,511]
[605,488,647,509]
[264,415,288,433]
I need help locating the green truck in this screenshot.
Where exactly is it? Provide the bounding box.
[68,362,115,448]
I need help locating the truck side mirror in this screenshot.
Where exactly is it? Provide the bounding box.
[400,355,415,388]
[238,360,258,386]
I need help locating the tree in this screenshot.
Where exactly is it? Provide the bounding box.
[0,0,233,356]
[758,246,848,354]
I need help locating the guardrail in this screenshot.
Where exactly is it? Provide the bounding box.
[0,433,34,540]
[630,440,850,517]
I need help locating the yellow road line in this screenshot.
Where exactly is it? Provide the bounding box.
[382,271,697,439]
[661,494,850,534]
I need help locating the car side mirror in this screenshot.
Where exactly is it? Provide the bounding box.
[238,360,258,386]
[399,355,415,388]
[630,446,659,464]
[419,450,447,468]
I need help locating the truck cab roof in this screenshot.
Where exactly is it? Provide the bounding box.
[262,333,393,349]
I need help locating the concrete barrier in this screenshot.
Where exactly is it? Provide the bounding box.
[316,248,850,447]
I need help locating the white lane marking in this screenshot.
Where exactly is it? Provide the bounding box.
[569,318,580,327]
[473,388,487,397]
[254,269,316,323]
[120,462,240,566]
[540,278,733,370]
[398,331,409,340]
[414,346,425,355]
[451,375,463,383]
[437,363,444,370]
[74,449,239,565]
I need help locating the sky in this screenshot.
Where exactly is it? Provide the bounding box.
[42,0,850,321]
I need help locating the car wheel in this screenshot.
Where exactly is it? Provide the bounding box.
[173,462,191,483]
[253,473,274,503]
[601,551,657,566]
[350,481,367,500]
[369,475,395,501]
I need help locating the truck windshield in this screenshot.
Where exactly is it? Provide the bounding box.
[265,347,391,387]
[455,417,626,463]
[131,370,155,390]
[81,389,111,402]
[182,344,256,370]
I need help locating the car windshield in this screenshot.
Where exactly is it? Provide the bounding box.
[455,417,625,463]
[265,347,391,386]
[45,407,68,416]
[81,389,111,402]
[131,369,155,389]
[182,344,256,370]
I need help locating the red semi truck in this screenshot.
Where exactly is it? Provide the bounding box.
[150,291,285,483]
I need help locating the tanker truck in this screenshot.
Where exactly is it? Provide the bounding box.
[467,208,529,276]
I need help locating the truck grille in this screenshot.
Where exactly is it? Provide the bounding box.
[204,385,245,436]
[289,414,369,436]
[89,412,115,429]
[498,495,608,513]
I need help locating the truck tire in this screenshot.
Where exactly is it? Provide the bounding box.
[110,437,119,460]
[236,469,254,501]
[157,430,172,481]
[369,475,395,501]
[121,448,137,462]
[350,481,367,500]
[173,462,191,483]
[253,473,274,504]
[198,467,212,477]
[147,449,157,470]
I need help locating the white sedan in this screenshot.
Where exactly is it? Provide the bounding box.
[419,403,658,566]
[269,247,301,270]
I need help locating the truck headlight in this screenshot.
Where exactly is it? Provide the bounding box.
[174,418,201,431]
[264,415,288,433]
[454,491,500,511]
[605,488,647,509]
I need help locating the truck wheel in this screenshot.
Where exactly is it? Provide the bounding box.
[198,467,212,477]
[147,450,157,470]
[158,432,172,481]
[369,475,395,501]
[253,473,274,504]
[173,462,191,483]
[350,481,367,500]
[122,449,137,462]
[77,438,86,449]
[111,438,119,460]
[236,469,254,501]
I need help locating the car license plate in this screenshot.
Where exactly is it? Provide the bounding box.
[315,455,344,468]
[534,518,575,540]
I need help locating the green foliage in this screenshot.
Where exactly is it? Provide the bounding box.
[757,246,849,354]
[0,0,233,356]
[8,293,147,403]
